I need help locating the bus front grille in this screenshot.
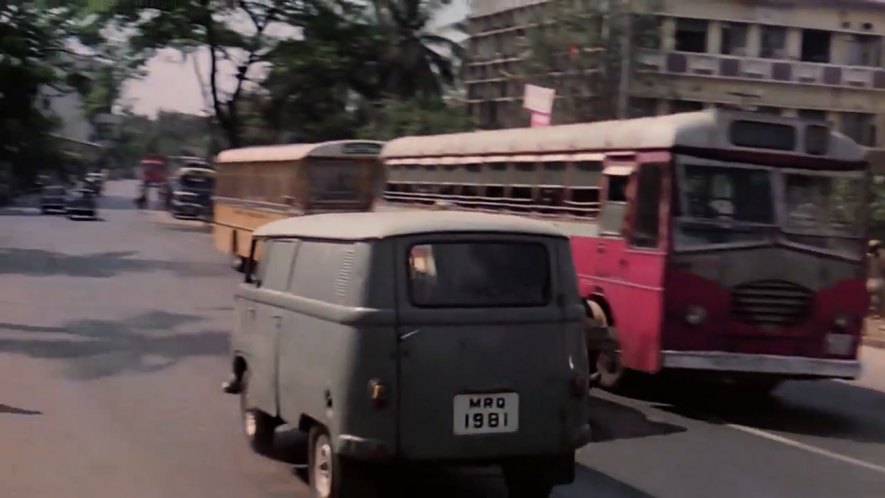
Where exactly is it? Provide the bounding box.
[730,280,813,326]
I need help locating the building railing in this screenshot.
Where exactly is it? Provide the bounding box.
[636,49,885,90]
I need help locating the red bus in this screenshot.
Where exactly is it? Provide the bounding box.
[140,157,168,186]
[378,109,869,392]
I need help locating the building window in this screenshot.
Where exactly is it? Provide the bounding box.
[846,34,882,67]
[628,98,658,118]
[675,18,708,53]
[671,100,704,113]
[801,29,831,63]
[798,109,827,123]
[841,112,876,146]
[721,22,749,56]
[635,15,662,50]
[760,26,787,59]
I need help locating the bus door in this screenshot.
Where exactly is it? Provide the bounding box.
[618,157,670,373]
[589,155,669,373]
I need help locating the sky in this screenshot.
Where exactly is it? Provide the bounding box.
[122,1,470,118]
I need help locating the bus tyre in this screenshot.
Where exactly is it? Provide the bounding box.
[239,370,276,454]
[308,426,378,498]
[583,299,625,390]
[232,256,245,273]
[595,349,625,390]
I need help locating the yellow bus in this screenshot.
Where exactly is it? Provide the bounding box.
[212,140,384,270]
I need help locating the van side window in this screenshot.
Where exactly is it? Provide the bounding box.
[630,166,663,248]
[289,240,357,303]
[260,239,299,291]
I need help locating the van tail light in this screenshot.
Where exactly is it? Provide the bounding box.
[368,379,388,408]
[570,374,589,397]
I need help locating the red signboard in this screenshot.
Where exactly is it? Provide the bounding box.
[530,112,551,127]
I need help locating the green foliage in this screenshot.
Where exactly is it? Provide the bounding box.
[0,2,76,183]
[356,98,472,141]
[508,0,660,124]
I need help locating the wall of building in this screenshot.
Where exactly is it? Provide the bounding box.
[466,0,885,144]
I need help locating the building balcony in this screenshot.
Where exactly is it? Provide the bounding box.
[637,50,885,90]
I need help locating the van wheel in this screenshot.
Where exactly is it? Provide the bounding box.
[308,426,377,498]
[239,371,276,454]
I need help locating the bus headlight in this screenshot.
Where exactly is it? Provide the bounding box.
[685,305,707,325]
[834,313,852,329]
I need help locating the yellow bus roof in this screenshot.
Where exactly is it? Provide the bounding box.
[216,140,385,164]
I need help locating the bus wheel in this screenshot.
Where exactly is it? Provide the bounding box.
[596,349,625,390]
[584,299,624,390]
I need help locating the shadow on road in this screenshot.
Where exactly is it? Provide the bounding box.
[0,247,227,278]
[0,403,42,415]
[264,400,664,498]
[0,311,228,380]
[589,394,686,443]
[618,375,885,444]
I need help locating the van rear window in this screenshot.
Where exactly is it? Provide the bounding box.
[407,242,551,308]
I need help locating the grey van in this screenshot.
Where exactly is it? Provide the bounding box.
[222,211,591,498]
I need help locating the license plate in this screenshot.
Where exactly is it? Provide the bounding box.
[453,393,518,435]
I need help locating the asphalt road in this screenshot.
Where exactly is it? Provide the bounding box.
[2,180,885,498]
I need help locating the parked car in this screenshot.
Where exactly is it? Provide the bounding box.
[39,185,67,214]
[222,211,592,498]
[84,174,103,196]
[66,188,97,219]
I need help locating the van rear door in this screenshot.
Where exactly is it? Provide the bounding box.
[394,234,580,460]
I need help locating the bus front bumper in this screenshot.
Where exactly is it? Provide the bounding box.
[661,351,861,380]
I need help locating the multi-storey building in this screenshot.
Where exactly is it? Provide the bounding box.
[466,0,885,147]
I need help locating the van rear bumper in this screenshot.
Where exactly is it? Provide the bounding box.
[661,351,861,379]
[337,423,592,462]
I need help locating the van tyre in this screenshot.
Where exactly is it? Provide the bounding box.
[239,370,276,454]
[308,426,378,498]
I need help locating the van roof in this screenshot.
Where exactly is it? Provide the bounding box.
[253,210,567,240]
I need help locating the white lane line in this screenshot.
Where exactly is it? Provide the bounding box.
[727,423,885,476]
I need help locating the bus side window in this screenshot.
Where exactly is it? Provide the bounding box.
[629,165,663,249]
[599,174,629,235]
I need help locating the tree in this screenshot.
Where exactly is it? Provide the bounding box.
[92,0,304,148]
[503,0,661,125]
[365,0,466,100]
[0,2,75,184]
[355,97,472,140]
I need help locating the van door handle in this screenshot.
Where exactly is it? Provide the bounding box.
[247,307,256,318]
[597,245,606,254]
[272,315,282,327]
[400,329,421,342]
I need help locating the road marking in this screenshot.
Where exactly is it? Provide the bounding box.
[727,423,885,475]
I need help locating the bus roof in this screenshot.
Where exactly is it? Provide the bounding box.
[216,140,385,164]
[381,109,866,162]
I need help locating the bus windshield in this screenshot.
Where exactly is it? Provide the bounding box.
[674,163,775,248]
[308,161,361,203]
[782,170,865,258]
